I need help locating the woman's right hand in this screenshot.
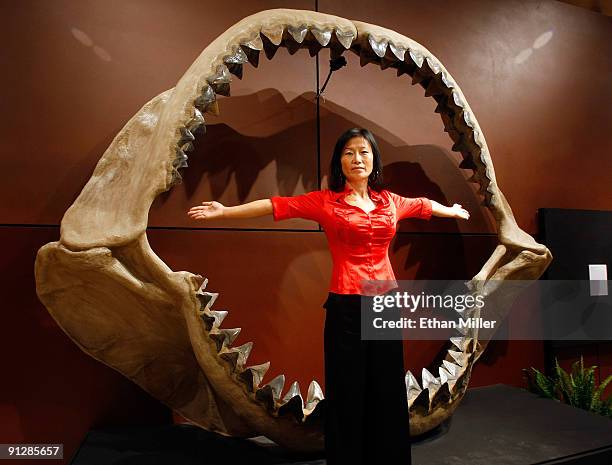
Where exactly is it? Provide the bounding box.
[187,201,225,221]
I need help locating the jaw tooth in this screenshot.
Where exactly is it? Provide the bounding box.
[421,368,440,390]
[220,341,253,370]
[242,34,263,50]
[179,127,195,145]
[209,310,228,326]
[334,28,355,49]
[409,387,430,411]
[205,100,220,116]
[282,381,302,403]
[267,374,285,399]
[448,349,467,366]
[179,136,195,153]
[180,142,194,153]
[173,148,188,169]
[238,361,270,391]
[224,47,248,64]
[207,65,231,96]
[221,327,241,344]
[209,327,241,352]
[438,365,458,386]
[305,380,324,409]
[260,32,280,60]
[389,42,406,61]
[311,28,332,46]
[196,277,208,292]
[409,49,424,68]
[195,290,218,310]
[200,309,228,331]
[226,63,243,79]
[463,110,475,128]
[452,90,465,109]
[201,85,216,102]
[430,382,451,408]
[441,71,456,89]
[187,108,205,135]
[208,64,231,84]
[443,360,460,377]
[239,42,260,67]
[438,367,450,385]
[170,169,182,185]
[278,381,305,421]
[405,370,422,400]
[284,27,303,55]
[223,47,247,79]
[450,336,474,352]
[473,127,484,146]
[368,34,388,58]
[405,370,421,390]
[287,24,308,43]
[450,336,465,350]
[425,56,441,74]
[194,85,217,114]
[261,25,284,45]
[255,374,285,411]
[237,341,253,365]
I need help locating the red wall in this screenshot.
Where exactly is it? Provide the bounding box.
[1,0,611,462]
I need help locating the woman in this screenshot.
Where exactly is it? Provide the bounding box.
[188,128,469,464]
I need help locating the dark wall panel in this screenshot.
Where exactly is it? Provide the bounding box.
[0,227,170,465]
[318,0,612,235]
[0,0,317,229]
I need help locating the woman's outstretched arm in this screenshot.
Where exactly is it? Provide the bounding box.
[430,200,470,220]
[187,199,272,220]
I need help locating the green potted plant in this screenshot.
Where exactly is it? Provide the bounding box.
[523,356,612,418]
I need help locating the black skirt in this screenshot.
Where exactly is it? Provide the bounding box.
[323,292,412,465]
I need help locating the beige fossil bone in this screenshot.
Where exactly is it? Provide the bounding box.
[34,8,552,453]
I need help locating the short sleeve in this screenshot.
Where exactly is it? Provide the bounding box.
[270,191,324,223]
[388,191,432,221]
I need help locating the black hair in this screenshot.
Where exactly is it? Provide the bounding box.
[328,128,384,192]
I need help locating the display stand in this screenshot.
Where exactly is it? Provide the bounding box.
[71,385,612,465]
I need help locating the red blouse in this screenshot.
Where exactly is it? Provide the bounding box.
[270,184,432,296]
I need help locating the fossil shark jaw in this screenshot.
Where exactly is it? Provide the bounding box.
[35,8,552,453]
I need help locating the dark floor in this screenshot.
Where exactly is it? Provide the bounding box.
[71,384,612,465]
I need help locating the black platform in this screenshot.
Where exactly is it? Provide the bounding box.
[71,384,612,465]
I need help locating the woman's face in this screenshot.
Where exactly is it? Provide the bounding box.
[340,136,374,184]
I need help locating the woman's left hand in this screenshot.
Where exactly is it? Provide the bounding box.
[451,203,470,220]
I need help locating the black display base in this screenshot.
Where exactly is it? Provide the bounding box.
[411,384,612,465]
[71,384,612,465]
